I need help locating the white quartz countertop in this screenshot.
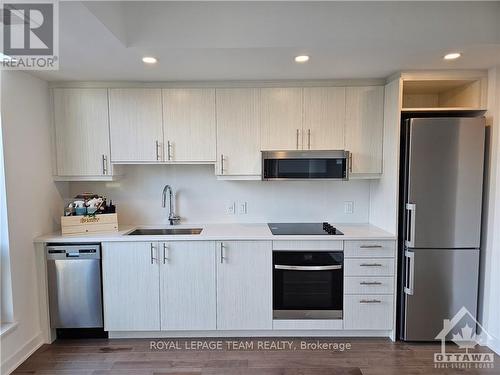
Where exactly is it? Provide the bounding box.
[34,223,396,243]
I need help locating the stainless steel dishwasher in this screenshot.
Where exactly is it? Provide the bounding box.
[46,244,103,328]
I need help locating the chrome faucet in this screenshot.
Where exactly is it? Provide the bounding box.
[162,185,180,225]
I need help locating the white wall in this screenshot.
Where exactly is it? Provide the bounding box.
[0,71,66,374]
[479,66,500,355]
[68,164,371,225]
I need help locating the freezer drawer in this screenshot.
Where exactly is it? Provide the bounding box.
[403,248,479,341]
[47,245,103,328]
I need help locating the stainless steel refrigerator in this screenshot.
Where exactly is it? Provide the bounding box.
[398,117,485,341]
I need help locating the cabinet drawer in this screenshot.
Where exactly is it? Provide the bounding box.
[344,241,395,258]
[344,294,393,330]
[344,276,394,294]
[272,240,343,251]
[344,258,395,276]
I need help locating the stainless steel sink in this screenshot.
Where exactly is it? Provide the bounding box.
[127,228,203,236]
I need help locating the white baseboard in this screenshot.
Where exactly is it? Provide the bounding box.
[109,329,393,339]
[1,332,43,375]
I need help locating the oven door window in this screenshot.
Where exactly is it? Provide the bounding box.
[273,252,343,311]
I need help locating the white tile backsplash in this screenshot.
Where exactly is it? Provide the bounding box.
[68,164,371,225]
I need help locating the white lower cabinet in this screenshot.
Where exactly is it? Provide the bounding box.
[343,240,396,332]
[103,240,272,332]
[102,242,160,331]
[344,295,394,330]
[159,241,216,330]
[216,241,272,330]
[101,239,396,335]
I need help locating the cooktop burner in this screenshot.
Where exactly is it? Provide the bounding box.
[268,222,343,236]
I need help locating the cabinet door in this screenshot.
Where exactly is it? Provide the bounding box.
[102,242,160,331]
[345,86,384,174]
[162,89,216,162]
[216,88,261,176]
[109,89,163,162]
[216,241,272,330]
[53,88,111,176]
[160,241,216,330]
[303,87,345,150]
[260,88,303,150]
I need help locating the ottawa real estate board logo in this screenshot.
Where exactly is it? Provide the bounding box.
[434,307,495,369]
[1,0,58,69]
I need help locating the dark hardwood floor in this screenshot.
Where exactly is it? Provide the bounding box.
[12,338,500,375]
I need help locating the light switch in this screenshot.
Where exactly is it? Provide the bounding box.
[344,201,354,214]
[239,202,248,215]
[227,202,236,215]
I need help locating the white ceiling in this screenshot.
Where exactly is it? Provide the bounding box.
[33,1,500,82]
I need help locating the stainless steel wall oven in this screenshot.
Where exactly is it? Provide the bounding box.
[273,251,343,319]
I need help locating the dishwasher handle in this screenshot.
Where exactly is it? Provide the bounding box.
[46,244,101,260]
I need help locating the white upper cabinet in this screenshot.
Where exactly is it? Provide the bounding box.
[109,88,164,162]
[162,89,216,162]
[216,241,272,330]
[260,88,303,150]
[216,88,261,176]
[53,88,112,178]
[345,86,384,175]
[303,87,346,150]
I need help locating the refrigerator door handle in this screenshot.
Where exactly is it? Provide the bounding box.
[405,203,416,247]
[404,250,415,295]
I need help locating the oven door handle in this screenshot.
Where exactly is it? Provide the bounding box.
[274,265,342,271]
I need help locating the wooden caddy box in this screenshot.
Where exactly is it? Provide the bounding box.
[61,213,118,235]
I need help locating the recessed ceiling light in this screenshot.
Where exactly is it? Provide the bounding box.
[142,56,157,64]
[444,52,461,60]
[295,55,310,63]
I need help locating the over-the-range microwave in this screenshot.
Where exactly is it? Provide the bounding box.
[262,150,350,180]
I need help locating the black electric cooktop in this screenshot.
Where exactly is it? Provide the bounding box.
[268,222,343,236]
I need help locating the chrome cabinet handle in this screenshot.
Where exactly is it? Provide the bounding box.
[405,203,416,247]
[155,140,161,161]
[404,250,415,295]
[360,281,383,285]
[220,242,225,263]
[359,263,383,267]
[167,141,172,161]
[307,129,311,149]
[150,243,157,264]
[102,154,108,175]
[163,243,168,264]
[349,152,353,173]
[220,154,224,175]
[360,245,383,249]
[296,129,300,149]
[360,299,382,304]
[274,265,342,271]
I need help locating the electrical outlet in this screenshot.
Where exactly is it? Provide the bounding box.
[344,201,354,214]
[227,202,236,215]
[239,201,248,215]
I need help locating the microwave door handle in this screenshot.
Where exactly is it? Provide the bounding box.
[274,265,342,271]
